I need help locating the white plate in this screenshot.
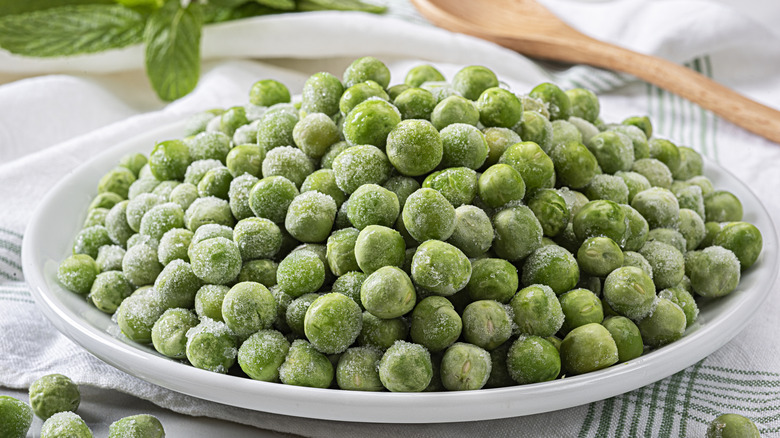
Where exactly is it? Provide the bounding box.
[22,121,779,423]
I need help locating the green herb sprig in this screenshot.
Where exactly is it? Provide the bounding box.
[0,0,386,101]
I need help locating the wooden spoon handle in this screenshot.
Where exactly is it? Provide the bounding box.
[495,35,780,144]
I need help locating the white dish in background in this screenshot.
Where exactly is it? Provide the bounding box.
[22,120,778,423]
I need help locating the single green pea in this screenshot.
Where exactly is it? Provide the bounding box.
[339,80,389,115]
[116,290,165,343]
[184,196,235,232]
[466,258,518,303]
[608,124,650,160]
[343,56,391,89]
[411,240,472,297]
[393,87,437,120]
[482,127,522,168]
[566,88,600,123]
[452,65,499,101]
[218,106,248,137]
[440,342,492,391]
[478,163,526,208]
[332,145,392,194]
[492,205,544,262]
[648,138,681,176]
[551,119,583,148]
[521,245,580,295]
[402,188,456,242]
[378,341,433,392]
[529,82,571,120]
[358,311,408,350]
[602,316,643,363]
[639,240,686,290]
[712,222,762,270]
[510,284,565,337]
[528,188,569,237]
[301,72,344,117]
[631,187,680,229]
[577,236,624,277]
[476,87,523,128]
[706,413,761,438]
[279,339,334,388]
[423,167,478,207]
[632,158,673,189]
[622,251,654,278]
[439,123,489,170]
[584,174,629,204]
[305,292,362,354]
[507,336,561,384]
[603,266,657,321]
[97,167,136,200]
[637,297,687,347]
[447,205,494,258]
[41,412,93,438]
[405,64,445,87]
[361,266,416,319]
[560,323,619,375]
[515,110,554,153]
[572,200,627,244]
[249,175,299,224]
[336,347,384,391]
[28,374,80,420]
[0,395,32,438]
[431,96,480,130]
[347,183,400,230]
[461,300,513,350]
[342,99,401,149]
[685,246,741,298]
[674,146,703,180]
[704,190,744,222]
[622,116,653,138]
[58,254,100,295]
[249,78,290,106]
[659,287,699,328]
[151,308,199,359]
[499,141,556,196]
[550,141,599,189]
[615,170,651,203]
[89,271,133,314]
[387,84,411,100]
[410,296,463,352]
[559,288,604,335]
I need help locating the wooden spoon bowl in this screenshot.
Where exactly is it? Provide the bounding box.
[411,0,780,144]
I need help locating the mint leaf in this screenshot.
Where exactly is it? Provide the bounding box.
[0,0,114,16]
[297,0,386,14]
[144,0,203,101]
[0,5,145,57]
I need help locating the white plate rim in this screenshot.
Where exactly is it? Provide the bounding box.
[21,120,779,423]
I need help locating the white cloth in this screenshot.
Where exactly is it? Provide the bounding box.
[2,1,780,437]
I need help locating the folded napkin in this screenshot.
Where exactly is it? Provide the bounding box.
[2,1,780,436]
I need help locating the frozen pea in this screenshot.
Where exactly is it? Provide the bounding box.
[284,293,319,337]
[559,288,603,335]
[249,175,299,224]
[126,193,163,233]
[704,190,743,222]
[476,87,523,128]
[559,187,589,221]
[701,221,725,248]
[675,185,706,219]
[578,236,623,277]
[238,329,290,382]
[96,245,125,272]
[507,336,561,384]
[342,99,401,149]
[169,183,199,212]
[157,228,192,266]
[640,241,685,290]
[608,124,649,160]
[686,246,741,297]
[378,340,433,392]
[139,202,184,241]
[262,146,314,189]
[332,145,392,194]
[88,193,122,213]
[358,311,407,349]
[222,282,277,341]
[447,205,493,257]
[218,106,248,137]
[402,188,456,242]
[411,240,471,296]
[466,258,518,303]
[615,171,651,203]
[481,127,519,167]
[439,123,489,170]
[632,158,673,189]
[28,374,80,421]
[305,292,362,354]
[326,228,360,276]
[560,323,618,375]
[522,245,579,295]
[631,187,680,229]
[478,163,526,208]
[659,287,699,328]
[529,82,570,120]
[572,200,626,244]
[440,342,492,391]
[637,297,686,347]
[301,169,346,207]
[354,225,405,274]
[586,131,634,174]
[603,266,656,321]
[648,228,687,254]
[72,225,112,260]
[184,159,224,186]
[194,285,229,322]
[238,259,278,287]
[383,176,421,209]
[185,111,220,136]
[485,342,514,388]
[151,308,198,359]
[550,141,599,189]
[713,222,762,270]
[184,196,235,232]
[285,191,337,243]
[431,96,480,130]
[687,175,715,195]
[257,110,297,151]
[126,233,158,251]
[249,79,290,106]
[566,88,600,123]
[343,56,390,89]
[499,141,555,195]
[339,80,389,115]
[189,223,233,250]
[58,254,100,294]
[190,237,242,285]
[118,152,147,177]
[648,138,681,176]
[336,347,384,391]
[301,72,343,117]
[552,120,583,148]
[154,259,201,309]
[427,167,478,207]
[393,87,436,120]
[128,178,160,200]
[516,110,554,153]
[567,117,599,146]
[293,113,340,159]
[584,174,629,204]
[332,271,366,307]
[89,271,132,313]
[405,64,445,87]
[674,146,703,180]
[622,116,653,138]
[602,316,643,363]
[97,167,136,200]
[621,204,650,252]
[510,284,565,337]
[386,119,442,176]
[185,317,237,374]
[462,300,512,350]
[706,413,761,438]
[149,140,192,181]
[410,296,462,352]
[108,414,164,438]
[361,266,416,318]
[0,395,32,438]
[347,184,400,230]
[277,250,325,298]
[188,131,231,163]
[116,290,165,343]
[41,412,93,438]
[122,244,162,286]
[226,144,264,178]
[492,205,544,262]
[622,251,654,278]
[528,189,569,237]
[321,141,350,169]
[279,339,334,388]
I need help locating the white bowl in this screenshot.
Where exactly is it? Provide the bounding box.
[22,120,778,423]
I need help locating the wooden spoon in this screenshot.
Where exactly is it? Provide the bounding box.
[411,0,780,144]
